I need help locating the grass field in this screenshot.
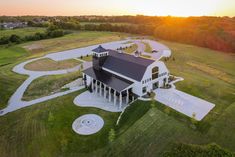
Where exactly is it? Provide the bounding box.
[0,30,235,156]
[0,27,46,38]
[24,58,81,71]
[123,44,137,54]
[80,55,92,62]
[22,31,128,57]
[23,71,82,101]
[142,41,152,53]
[0,46,29,66]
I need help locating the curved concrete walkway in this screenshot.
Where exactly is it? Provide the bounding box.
[131,39,171,60]
[0,39,171,116]
[0,39,142,116]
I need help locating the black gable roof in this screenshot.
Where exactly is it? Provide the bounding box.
[83,67,133,92]
[102,50,155,81]
[92,45,107,53]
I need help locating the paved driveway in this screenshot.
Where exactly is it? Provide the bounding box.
[154,88,215,121]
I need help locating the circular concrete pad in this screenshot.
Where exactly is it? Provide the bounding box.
[72,114,104,135]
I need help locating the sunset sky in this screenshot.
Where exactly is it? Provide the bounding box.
[0,0,235,17]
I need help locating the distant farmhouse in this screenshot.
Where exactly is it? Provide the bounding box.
[83,45,170,108]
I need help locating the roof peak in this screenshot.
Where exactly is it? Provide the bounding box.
[92,45,107,53]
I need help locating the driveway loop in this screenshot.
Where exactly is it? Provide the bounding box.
[72,114,104,135]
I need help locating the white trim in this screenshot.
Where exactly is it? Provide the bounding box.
[102,67,137,82]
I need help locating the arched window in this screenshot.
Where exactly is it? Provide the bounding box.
[152,66,159,80]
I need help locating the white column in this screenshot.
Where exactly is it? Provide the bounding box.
[104,85,106,99]
[114,90,117,105]
[126,89,129,104]
[119,92,122,109]
[109,87,111,102]
[132,96,134,102]
[95,81,98,94]
[91,79,94,91]
[99,82,102,96]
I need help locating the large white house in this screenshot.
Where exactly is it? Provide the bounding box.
[82,45,170,108]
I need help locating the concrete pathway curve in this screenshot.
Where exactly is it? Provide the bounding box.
[0,39,142,116]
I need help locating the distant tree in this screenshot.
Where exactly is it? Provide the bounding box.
[9,34,21,44]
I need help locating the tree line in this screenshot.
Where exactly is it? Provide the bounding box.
[1,15,234,52]
[0,25,64,45]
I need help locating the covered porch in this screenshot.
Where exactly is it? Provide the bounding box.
[83,67,137,110]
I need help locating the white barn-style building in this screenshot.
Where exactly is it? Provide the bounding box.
[82,45,170,109]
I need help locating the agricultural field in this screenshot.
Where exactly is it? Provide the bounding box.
[0,30,235,157]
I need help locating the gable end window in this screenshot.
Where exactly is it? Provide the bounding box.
[152,66,159,80]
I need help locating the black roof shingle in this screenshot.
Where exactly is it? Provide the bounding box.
[83,67,133,92]
[102,50,155,81]
[92,45,107,53]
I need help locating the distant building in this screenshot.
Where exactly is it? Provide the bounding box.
[0,22,27,29]
[82,45,170,108]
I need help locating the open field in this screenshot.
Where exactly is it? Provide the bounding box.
[0,46,28,66]
[22,31,128,57]
[0,27,46,38]
[0,90,119,157]
[0,31,235,156]
[24,58,81,71]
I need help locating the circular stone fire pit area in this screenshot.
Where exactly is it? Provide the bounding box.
[72,114,104,135]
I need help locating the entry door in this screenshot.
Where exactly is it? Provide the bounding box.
[153,82,159,90]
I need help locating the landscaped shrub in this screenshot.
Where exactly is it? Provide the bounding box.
[162,143,234,157]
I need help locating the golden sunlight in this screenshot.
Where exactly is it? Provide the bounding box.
[120,0,224,16]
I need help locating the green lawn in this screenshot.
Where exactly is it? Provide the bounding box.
[0,32,235,156]
[24,58,81,71]
[0,27,45,38]
[142,41,152,53]
[0,90,119,157]
[123,44,137,54]
[23,71,82,101]
[0,63,27,109]
[80,55,92,62]
[0,46,28,66]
